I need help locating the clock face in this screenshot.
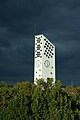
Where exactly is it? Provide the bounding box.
[44,60,50,67]
[36,60,41,67]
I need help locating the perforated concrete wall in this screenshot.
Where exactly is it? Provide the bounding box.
[34,34,56,84]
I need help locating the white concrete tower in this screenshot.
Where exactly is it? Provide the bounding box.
[34,34,56,84]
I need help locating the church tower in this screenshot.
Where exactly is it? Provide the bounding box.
[34,34,56,84]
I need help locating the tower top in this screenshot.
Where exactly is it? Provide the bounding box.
[35,34,55,47]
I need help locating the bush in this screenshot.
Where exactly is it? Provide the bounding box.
[0,79,80,120]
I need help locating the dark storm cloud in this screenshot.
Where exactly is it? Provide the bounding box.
[0,0,47,35]
[0,37,33,73]
[0,0,80,85]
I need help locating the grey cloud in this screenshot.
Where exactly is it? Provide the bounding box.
[0,27,12,48]
[0,36,33,78]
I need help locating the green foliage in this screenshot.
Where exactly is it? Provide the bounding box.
[0,79,80,120]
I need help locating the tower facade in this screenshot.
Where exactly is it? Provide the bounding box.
[34,34,55,84]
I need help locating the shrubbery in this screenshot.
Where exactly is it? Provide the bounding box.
[0,79,80,120]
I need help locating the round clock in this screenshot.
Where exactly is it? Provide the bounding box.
[36,60,41,67]
[44,60,50,67]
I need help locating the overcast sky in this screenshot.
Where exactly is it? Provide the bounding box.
[0,0,80,86]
